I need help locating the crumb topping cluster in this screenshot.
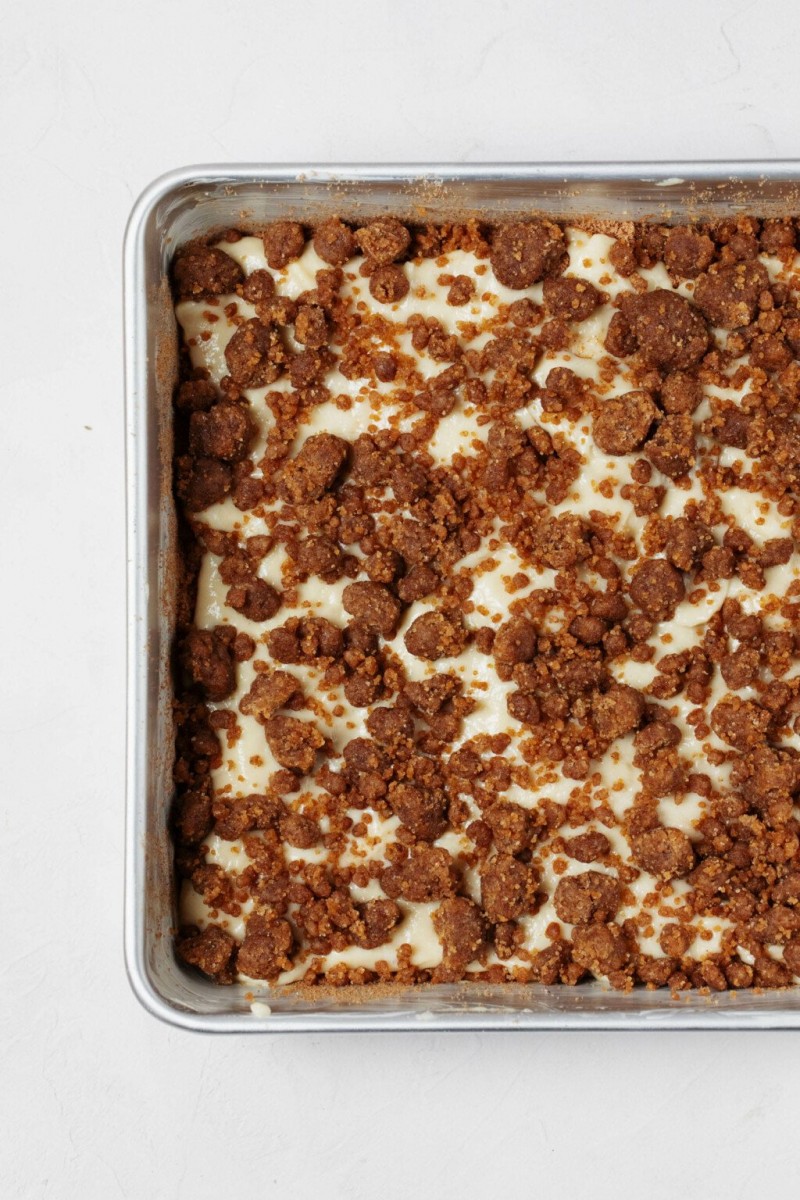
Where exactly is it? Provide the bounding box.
[170,212,800,994]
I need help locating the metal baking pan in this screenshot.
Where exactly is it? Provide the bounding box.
[125,161,800,1031]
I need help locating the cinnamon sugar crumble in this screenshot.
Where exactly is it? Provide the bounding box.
[171,215,800,993]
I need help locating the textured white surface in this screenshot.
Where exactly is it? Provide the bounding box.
[3,0,800,1196]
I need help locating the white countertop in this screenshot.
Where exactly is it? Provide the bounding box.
[4,1,800,1196]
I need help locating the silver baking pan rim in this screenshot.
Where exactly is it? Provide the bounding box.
[125,161,800,1032]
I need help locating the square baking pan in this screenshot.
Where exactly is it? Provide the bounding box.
[125,161,800,1031]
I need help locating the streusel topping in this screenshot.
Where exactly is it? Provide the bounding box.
[171,214,800,993]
